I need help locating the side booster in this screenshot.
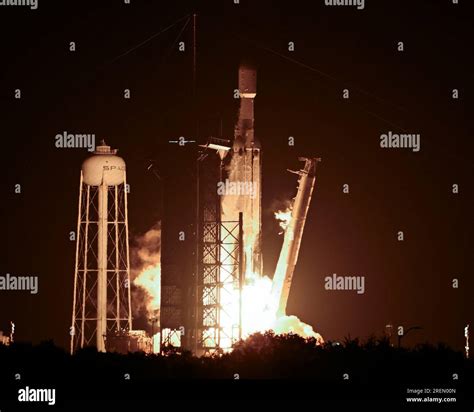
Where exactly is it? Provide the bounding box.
[271,157,320,318]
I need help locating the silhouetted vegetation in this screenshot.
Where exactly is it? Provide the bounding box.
[0,332,471,381]
[0,332,472,403]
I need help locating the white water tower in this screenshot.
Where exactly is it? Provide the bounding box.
[70,140,132,353]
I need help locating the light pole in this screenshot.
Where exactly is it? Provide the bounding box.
[149,316,158,353]
[465,324,469,359]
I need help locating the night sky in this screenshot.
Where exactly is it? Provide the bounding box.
[0,0,472,351]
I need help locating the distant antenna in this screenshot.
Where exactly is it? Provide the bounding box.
[10,321,15,343]
[465,324,470,359]
[193,13,197,98]
[193,13,198,140]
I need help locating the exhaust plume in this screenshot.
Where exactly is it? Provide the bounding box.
[131,222,161,319]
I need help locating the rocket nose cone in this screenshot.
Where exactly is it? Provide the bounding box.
[239,60,256,71]
[239,63,257,97]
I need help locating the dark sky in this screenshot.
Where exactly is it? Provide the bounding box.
[0,0,472,351]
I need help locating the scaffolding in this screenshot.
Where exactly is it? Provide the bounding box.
[193,140,243,355]
[71,172,132,353]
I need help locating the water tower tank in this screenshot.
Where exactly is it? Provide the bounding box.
[81,140,126,186]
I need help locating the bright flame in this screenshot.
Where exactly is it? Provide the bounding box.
[242,274,275,334]
[132,223,161,318]
[206,265,324,348]
[240,273,324,344]
[134,264,161,312]
[212,150,323,350]
[133,189,324,352]
[229,206,323,344]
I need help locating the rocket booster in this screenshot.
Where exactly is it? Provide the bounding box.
[271,158,320,317]
[222,63,262,279]
[233,63,259,151]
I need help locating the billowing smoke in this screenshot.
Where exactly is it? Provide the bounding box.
[269,200,324,344]
[131,223,161,319]
[269,198,293,234]
[273,315,324,344]
[240,272,324,344]
[222,155,243,216]
[221,150,261,279]
[274,206,293,234]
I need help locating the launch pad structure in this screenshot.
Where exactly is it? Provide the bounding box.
[69,64,321,356]
[189,64,321,354]
[190,63,262,355]
[192,143,244,354]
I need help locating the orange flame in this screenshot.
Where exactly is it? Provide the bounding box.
[134,264,161,312]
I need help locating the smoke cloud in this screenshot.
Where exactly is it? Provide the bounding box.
[273,315,324,344]
[131,222,161,319]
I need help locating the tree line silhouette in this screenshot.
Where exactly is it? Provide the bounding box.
[0,332,472,403]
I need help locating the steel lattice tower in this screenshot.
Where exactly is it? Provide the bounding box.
[193,140,243,355]
[70,140,132,353]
